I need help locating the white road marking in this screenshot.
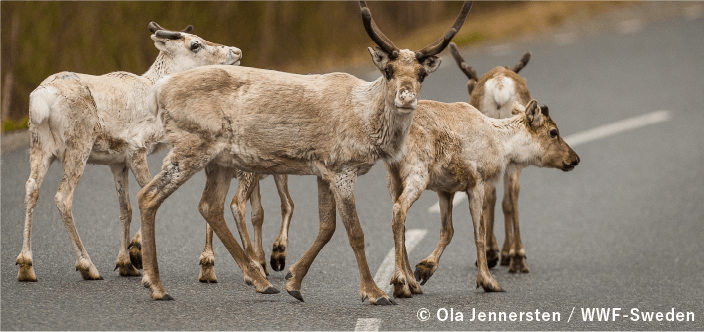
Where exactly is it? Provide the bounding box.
[355,229,427,331]
[373,228,428,293]
[428,110,673,213]
[354,318,382,331]
[562,110,671,146]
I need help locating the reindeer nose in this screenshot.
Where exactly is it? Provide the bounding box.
[231,48,242,59]
[395,90,417,110]
[574,155,580,165]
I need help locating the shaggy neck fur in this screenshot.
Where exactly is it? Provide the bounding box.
[143,52,175,84]
[357,77,414,163]
[489,115,542,169]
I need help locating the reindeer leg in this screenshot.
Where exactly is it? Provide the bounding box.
[483,183,500,268]
[506,169,529,273]
[229,172,265,276]
[197,223,217,283]
[389,183,424,298]
[270,174,293,272]
[468,183,503,292]
[330,170,395,305]
[500,173,514,266]
[415,191,454,286]
[126,149,152,270]
[55,136,102,280]
[17,139,55,282]
[284,177,336,303]
[110,164,140,277]
[197,164,277,293]
[249,180,269,275]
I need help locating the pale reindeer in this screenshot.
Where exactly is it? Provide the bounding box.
[16,22,242,282]
[385,99,579,298]
[448,42,534,273]
[137,1,473,304]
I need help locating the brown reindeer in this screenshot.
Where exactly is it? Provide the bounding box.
[448,42,535,272]
[385,99,579,297]
[137,1,473,304]
[16,22,241,282]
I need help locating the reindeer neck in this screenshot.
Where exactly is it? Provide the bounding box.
[355,77,415,162]
[489,116,541,168]
[142,52,175,84]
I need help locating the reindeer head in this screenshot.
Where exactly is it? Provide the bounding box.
[449,42,530,97]
[148,22,242,74]
[514,100,580,172]
[360,2,473,113]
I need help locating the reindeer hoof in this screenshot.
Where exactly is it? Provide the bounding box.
[287,290,304,302]
[486,249,500,269]
[270,254,286,272]
[414,261,435,285]
[373,297,397,306]
[262,286,280,294]
[156,294,175,301]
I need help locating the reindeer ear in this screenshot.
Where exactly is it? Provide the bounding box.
[368,47,390,71]
[151,35,169,52]
[421,55,441,74]
[525,100,543,127]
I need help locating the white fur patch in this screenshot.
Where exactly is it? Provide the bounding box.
[28,86,57,124]
[486,76,516,107]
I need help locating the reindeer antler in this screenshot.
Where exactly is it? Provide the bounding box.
[148,21,193,36]
[359,1,400,58]
[449,42,478,81]
[511,52,531,73]
[416,2,473,61]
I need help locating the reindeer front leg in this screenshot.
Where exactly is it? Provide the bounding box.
[389,184,424,298]
[331,170,395,305]
[468,182,503,292]
[415,191,455,286]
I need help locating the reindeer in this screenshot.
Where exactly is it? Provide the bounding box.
[16,22,242,282]
[385,99,579,298]
[137,1,473,304]
[448,42,535,273]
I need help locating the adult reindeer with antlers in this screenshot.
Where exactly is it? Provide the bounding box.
[446,42,536,273]
[138,1,473,304]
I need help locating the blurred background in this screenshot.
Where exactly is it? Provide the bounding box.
[0,1,636,133]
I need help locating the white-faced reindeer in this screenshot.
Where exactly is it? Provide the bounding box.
[16,22,242,282]
[385,99,579,297]
[448,42,535,273]
[137,1,473,304]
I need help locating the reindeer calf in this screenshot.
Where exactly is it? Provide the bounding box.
[385,99,579,298]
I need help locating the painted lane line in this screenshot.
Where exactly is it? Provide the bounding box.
[427,110,673,213]
[355,229,428,331]
[354,318,382,331]
[373,228,429,294]
[562,110,671,146]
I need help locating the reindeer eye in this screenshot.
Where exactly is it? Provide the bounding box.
[549,129,558,138]
[190,41,201,52]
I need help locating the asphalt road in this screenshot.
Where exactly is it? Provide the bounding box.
[2,11,703,331]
